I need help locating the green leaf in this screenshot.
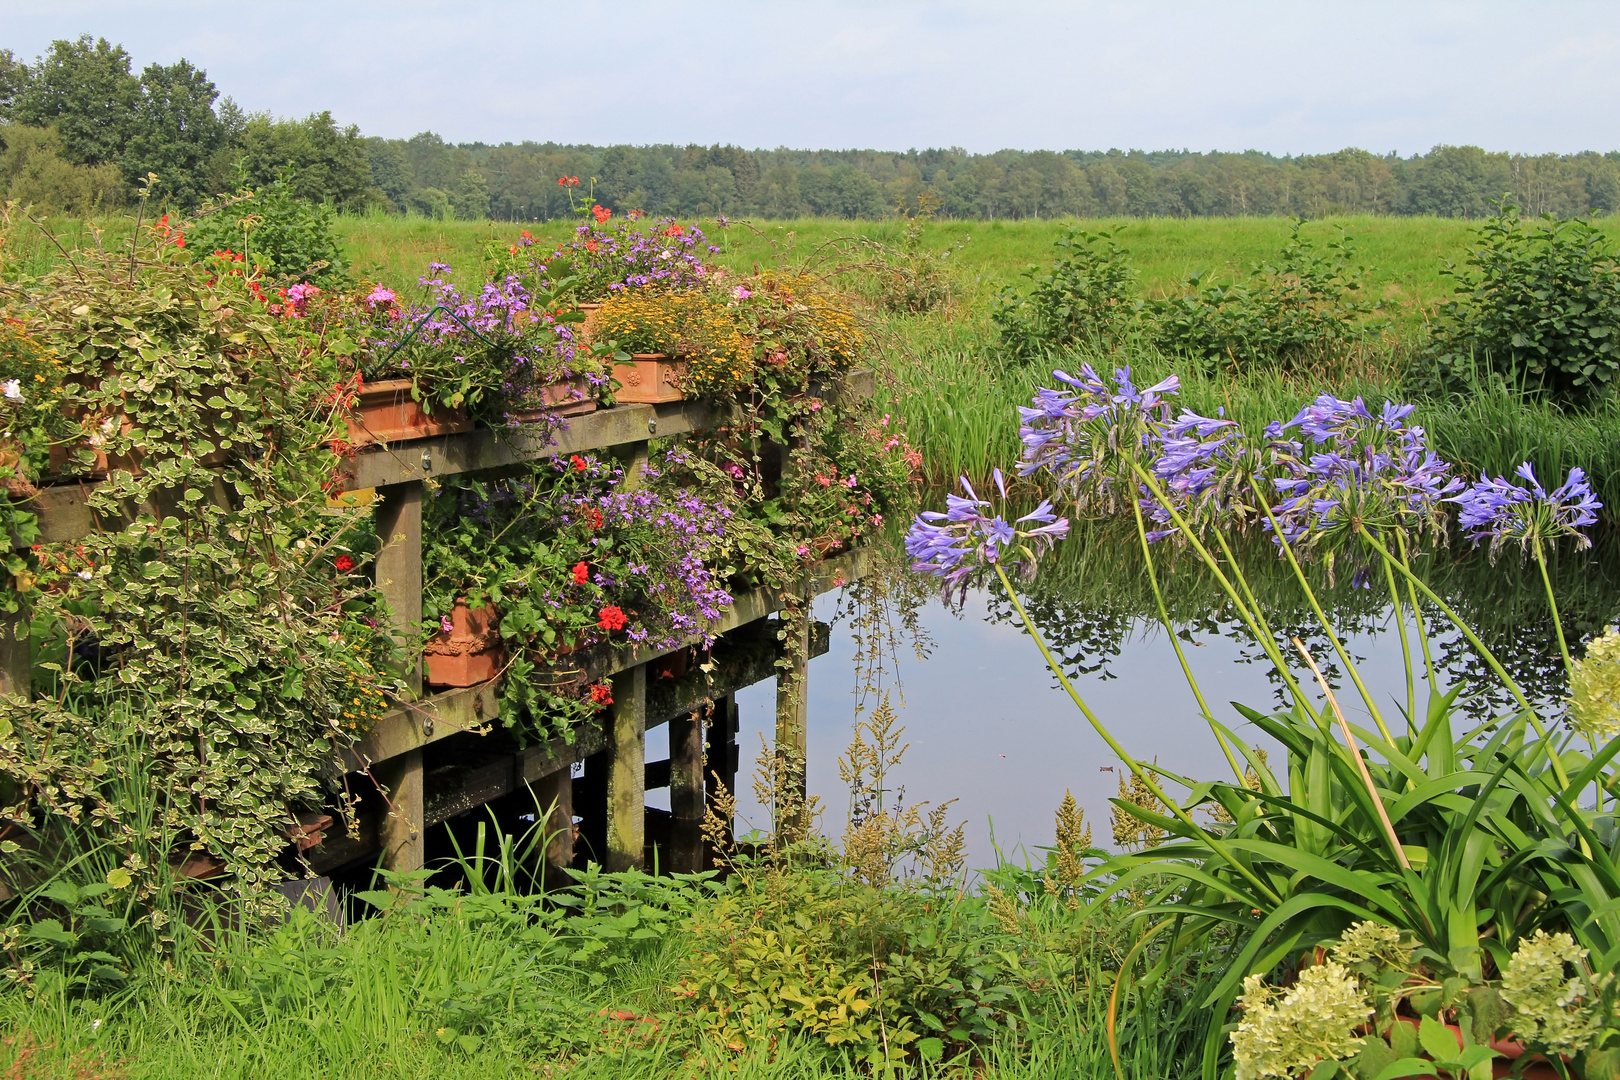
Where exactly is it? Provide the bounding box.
[916,1037,944,1062]
[1417,1016,1459,1063]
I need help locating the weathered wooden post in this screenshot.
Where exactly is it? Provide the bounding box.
[774,593,812,841]
[667,706,705,873]
[374,481,425,873]
[705,692,739,858]
[605,664,646,871]
[0,606,29,702]
[531,767,574,889]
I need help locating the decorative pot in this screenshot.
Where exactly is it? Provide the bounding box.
[424,600,506,688]
[508,375,597,422]
[344,378,473,447]
[612,353,687,404]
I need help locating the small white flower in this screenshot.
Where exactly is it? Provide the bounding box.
[77,569,93,580]
[90,1018,102,1032]
[2,379,21,401]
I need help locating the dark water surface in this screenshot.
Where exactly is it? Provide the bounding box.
[702,526,1620,871]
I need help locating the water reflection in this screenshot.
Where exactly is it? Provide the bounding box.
[734,525,1620,870]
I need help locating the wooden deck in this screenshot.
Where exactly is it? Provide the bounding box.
[4,381,875,882]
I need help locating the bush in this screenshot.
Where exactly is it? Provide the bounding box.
[1148,219,1378,373]
[991,225,1136,359]
[185,167,347,285]
[1427,202,1620,406]
[0,125,124,216]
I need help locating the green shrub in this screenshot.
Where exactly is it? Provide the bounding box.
[185,166,347,285]
[991,225,1137,359]
[1427,202,1620,406]
[1148,219,1378,373]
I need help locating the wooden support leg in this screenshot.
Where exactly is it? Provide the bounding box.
[376,747,424,874]
[705,693,739,855]
[606,664,646,872]
[617,440,650,492]
[574,753,607,867]
[374,481,423,697]
[775,609,811,841]
[532,767,574,890]
[668,707,705,874]
[0,604,29,702]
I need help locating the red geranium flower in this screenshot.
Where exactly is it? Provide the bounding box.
[570,454,588,471]
[597,605,627,632]
[572,561,589,585]
[592,204,611,224]
[334,554,355,572]
[586,507,603,529]
[589,682,613,705]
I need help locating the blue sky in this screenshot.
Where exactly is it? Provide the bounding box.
[4,1,1619,155]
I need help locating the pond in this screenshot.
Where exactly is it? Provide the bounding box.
[716,522,1620,870]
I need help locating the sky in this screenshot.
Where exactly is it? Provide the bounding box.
[3,1,1620,156]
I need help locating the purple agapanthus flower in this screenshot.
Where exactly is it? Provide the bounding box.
[905,468,1070,602]
[1450,462,1601,559]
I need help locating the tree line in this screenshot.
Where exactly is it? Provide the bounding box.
[5,34,1620,222]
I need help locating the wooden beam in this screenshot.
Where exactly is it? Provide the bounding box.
[706,693,739,856]
[605,664,646,872]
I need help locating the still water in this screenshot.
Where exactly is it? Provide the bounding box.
[717,526,1620,871]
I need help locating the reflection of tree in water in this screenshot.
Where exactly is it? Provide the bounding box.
[977,520,1620,725]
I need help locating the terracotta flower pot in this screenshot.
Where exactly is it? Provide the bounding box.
[344,378,474,447]
[424,600,506,688]
[612,353,687,404]
[508,375,597,421]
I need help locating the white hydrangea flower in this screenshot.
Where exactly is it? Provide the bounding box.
[1232,962,1371,1080]
[1501,930,1608,1056]
[1331,920,1414,972]
[1570,627,1620,741]
[2,379,21,401]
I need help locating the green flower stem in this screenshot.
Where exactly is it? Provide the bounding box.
[1533,543,1574,680]
[992,562,1283,908]
[1357,528,1571,790]
[1255,496,1397,747]
[1129,496,1244,782]
[1381,540,1416,737]
[1124,459,1316,721]
[1394,529,1439,694]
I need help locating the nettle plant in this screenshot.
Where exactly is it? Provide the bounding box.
[421,451,737,742]
[0,214,396,912]
[907,367,1620,1079]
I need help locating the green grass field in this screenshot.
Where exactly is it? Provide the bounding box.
[330,214,1515,317]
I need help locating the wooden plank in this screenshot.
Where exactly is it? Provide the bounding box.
[342,399,710,491]
[706,693,739,853]
[16,368,876,546]
[605,665,646,872]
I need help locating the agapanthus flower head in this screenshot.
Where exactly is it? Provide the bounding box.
[1263,393,1461,550]
[1017,366,1179,515]
[905,468,1070,603]
[1449,461,1601,560]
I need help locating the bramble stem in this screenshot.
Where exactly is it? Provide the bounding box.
[992,562,1282,907]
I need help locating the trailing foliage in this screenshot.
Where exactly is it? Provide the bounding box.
[0,208,395,913]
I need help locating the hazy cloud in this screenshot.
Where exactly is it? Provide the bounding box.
[2,0,1617,154]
